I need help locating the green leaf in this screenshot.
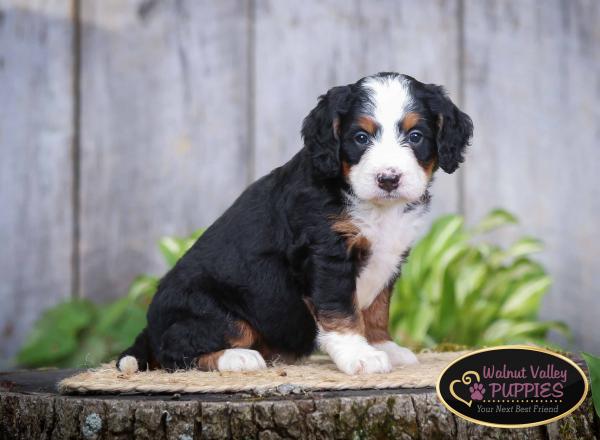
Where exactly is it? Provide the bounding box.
[421,215,465,267]
[482,319,569,345]
[504,237,544,259]
[189,228,206,241]
[128,275,158,303]
[158,236,185,267]
[500,275,552,318]
[473,208,518,234]
[581,352,600,418]
[454,260,487,306]
[158,229,205,267]
[489,237,544,267]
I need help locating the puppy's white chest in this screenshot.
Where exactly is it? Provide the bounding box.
[350,205,424,309]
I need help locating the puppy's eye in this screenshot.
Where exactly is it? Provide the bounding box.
[408,131,423,144]
[354,132,370,145]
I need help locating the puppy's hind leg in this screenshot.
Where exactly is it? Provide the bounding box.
[199,348,267,372]
[199,319,267,372]
[158,316,267,372]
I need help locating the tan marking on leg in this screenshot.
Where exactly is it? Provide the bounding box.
[318,294,365,336]
[196,350,225,371]
[228,319,294,365]
[362,287,392,344]
[229,320,259,348]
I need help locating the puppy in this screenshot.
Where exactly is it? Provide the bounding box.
[117,72,473,375]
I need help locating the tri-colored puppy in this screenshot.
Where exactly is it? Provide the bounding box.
[118,72,473,375]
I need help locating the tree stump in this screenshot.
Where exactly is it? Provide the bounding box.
[1,368,598,439]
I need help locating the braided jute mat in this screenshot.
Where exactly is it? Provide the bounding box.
[58,351,467,395]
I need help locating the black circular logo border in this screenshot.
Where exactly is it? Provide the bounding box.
[435,345,589,429]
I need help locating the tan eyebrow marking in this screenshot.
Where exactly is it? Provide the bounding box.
[401,112,422,132]
[356,115,378,135]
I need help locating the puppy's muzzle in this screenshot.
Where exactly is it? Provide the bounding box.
[376,170,401,192]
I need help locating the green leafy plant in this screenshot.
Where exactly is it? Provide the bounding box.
[582,352,600,418]
[389,209,569,349]
[16,229,204,368]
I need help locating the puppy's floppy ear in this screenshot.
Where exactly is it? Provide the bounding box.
[301,85,353,179]
[425,84,473,174]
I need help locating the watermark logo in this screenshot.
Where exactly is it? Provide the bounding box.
[436,346,589,428]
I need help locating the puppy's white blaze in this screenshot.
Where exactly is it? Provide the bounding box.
[117,355,139,374]
[317,330,392,375]
[217,348,267,372]
[373,341,419,366]
[350,76,428,203]
[349,199,425,309]
[363,75,413,128]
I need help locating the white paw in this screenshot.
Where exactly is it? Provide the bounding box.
[117,355,139,374]
[338,348,392,375]
[217,349,267,372]
[318,331,392,375]
[373,341,419,366]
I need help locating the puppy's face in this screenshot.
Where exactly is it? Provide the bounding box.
[302,73,473,204]
[339,76,436,203]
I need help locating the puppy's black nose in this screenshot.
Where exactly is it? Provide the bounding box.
[376,171,400,192]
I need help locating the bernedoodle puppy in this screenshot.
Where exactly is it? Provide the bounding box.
[117,72,473,375]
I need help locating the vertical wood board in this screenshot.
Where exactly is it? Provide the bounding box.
[79,0,251,300]
[0,0,74,363]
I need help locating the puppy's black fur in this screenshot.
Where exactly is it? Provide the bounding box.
[118,73,473,371]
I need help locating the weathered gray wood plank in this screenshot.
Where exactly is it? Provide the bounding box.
[253,0,463,218]
[0,0,74,364]
[462,0,600,352]
[78,0,251,300]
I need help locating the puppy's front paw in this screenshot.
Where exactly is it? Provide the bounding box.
[338,348,392,375]
[373,341,418,366]
[319,332,392,375]
[217,348,267,372]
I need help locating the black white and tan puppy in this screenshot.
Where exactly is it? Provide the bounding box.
[117,72,473,375]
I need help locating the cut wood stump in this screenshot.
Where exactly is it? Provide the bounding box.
[1,368,598,439]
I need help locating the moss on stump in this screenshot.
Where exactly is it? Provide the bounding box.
[0,369,598,439]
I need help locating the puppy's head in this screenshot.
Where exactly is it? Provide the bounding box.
[302,72,473,204]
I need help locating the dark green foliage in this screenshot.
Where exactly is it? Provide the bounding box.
[16,230,204,368]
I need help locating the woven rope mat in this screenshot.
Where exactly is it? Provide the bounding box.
[58,351,467,395]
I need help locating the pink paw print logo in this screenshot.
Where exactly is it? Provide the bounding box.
[469,383,485,400]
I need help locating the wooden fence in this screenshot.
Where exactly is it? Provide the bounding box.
[1,0,599,362]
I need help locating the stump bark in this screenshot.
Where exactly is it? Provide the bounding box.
[1,369,598,439]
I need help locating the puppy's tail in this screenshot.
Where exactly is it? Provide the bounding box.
[116,327,152,373]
